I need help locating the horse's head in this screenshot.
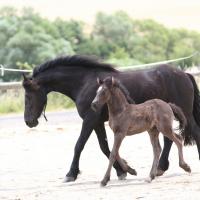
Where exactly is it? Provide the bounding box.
[22,74,47,128]
[91,76,116,112]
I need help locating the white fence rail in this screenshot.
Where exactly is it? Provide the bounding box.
[0,72,200,90]
[0,65,32,76]
[0,52,199,90]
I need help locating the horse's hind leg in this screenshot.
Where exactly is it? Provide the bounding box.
[191,121,200,160]
[148,128,161,182]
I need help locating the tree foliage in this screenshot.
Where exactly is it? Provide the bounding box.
[0,7,200,81]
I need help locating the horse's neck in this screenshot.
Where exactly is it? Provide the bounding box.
[107,89,129,116]
[39,70,85,101]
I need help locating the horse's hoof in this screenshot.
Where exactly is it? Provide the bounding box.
[156,169,165,176]
[63,176,76,182]
[128,167,137,176]
[118,172,127,180]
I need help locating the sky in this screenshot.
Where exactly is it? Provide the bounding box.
[0,0,200,31]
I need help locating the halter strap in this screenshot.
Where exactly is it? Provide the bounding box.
[42,103,48,121]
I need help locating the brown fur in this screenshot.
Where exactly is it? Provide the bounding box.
[91,77,191,186]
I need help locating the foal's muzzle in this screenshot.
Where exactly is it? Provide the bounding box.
[91,101,101,112]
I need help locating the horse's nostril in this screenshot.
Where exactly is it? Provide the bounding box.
[25,119,38,128]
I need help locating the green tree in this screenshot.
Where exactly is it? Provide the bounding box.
[0,7,74,81]
[92,11,135,58]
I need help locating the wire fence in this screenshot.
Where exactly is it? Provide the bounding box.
[0,65,32,76]
[0,52,200,90]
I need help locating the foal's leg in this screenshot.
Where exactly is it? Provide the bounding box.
[115,153,137,175]
[101,133,125,186]
[94,123,127,180]
[148,129,161,182]
[166,132,191,173]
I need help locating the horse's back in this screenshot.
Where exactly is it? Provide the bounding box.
[119,64,193,115]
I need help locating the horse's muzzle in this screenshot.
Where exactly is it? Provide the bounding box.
[25,119,39,128]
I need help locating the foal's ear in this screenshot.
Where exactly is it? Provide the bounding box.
[111,76,116,86]
[97,77,103,85]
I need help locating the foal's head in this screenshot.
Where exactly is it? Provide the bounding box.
[23,74,47,128]
[91,77,134,112]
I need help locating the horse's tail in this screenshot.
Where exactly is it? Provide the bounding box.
[186,73,200,127]
[169,103,187,136]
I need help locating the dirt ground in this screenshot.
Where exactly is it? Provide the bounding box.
[0,110,200,200]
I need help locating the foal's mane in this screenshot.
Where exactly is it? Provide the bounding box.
[33,55,117,77]
[115,80,135,104]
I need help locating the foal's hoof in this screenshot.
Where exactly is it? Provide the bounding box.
[63,176,76,182]
[128,167,137,176]
[118,172,127,180]
[156,169,165,176]
[100,177,110,187]
[181,164,191,173]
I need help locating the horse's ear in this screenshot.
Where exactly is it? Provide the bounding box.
[23,77,40,91]
[97,77,103,85]
[22,73,28,81]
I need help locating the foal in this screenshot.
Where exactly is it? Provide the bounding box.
[91,77,191,186]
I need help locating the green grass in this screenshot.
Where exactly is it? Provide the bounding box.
[0,89,75,115]
[46,92,75,111]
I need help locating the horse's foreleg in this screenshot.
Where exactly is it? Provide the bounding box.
[157,136,172,176]
[65,115,98,182]
[95,123,128,180]
[101,133,124,186]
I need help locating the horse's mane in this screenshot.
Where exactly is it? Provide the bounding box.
[115,80,135,104]
[33,55,117,77]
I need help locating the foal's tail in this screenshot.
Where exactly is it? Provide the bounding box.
[169,103,187,135]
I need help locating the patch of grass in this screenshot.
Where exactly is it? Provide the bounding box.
[0,89,75,115]
[46,92,75,111]
[0,93,24,114]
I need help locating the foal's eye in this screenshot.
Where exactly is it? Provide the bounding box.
[101,90,107,95]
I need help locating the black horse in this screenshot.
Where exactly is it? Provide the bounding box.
[23,55,200,182]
